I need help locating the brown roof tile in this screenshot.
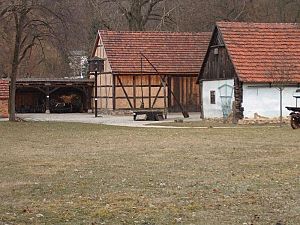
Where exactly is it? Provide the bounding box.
[98,31,211,75]
[217,22,300,83]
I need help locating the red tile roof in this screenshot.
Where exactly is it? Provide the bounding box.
[97,31,211,75]
[217,22,300,83]
[0,80,9,100]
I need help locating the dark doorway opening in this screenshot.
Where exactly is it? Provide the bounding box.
[168,77,200,112]
[16,78,94,114]
[16,87,90,114]
[16,88,46,113]
[50,88,86,113]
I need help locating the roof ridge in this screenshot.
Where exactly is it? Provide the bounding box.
[96,30,211,75]
[216,21,300,83]
[217,21,300,26]
[99,30,211,35]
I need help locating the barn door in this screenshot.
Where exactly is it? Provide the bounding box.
[168,77,200,112]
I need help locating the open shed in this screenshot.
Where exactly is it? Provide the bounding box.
[92,31,210,113]
[16,78,94,113]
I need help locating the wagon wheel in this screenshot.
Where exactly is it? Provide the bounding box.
[290,117,300,129]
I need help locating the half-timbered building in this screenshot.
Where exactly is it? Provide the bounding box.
[92,31,210,113]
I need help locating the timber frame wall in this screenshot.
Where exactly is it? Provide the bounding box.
[93,35,200,112]
[106,74,165,110]
[96,73,165,110]
[96,72,200,112]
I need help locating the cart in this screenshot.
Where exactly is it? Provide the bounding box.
[286,107,300,129]
[133,110,164,121]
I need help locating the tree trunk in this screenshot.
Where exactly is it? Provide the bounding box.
[128,0,143,31]
[9,73,17,121]
[9,50,20,121]
[9,16,22,121]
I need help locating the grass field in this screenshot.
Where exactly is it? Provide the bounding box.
[153,120,288,128]
[0,122,299,225]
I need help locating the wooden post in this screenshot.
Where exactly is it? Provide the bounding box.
[112,74,116,110]
[140,57,144,108]
[45,87,50,114]
[117,75,133,109]
[163,76,167,119]
[148,75,151,108]
[133,75,136,109]
[167,77,172,111]
[94,70,98,117]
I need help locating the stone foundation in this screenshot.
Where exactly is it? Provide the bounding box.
[204,116,290,125]
[95,109,133,116]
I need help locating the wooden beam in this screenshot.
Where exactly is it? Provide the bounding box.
[140,53,188,118]
[45,87,50,113]
[99,84,163,88]
[114,96,165,99]
[186,77,189,109]
[49,87,60,94]
[36,87,47,94]
[133,75,136,108]
[112,75,116,110]
[99,72,102,109]
[148,75,151,108]
[151,85,163,108]
[167,77,172,110]
[116,75,133,109]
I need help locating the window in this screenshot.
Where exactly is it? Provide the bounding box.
[213,48,219,55]
[210,91,216,104]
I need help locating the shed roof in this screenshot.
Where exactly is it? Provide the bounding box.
[0,80,9,100]
[217,22,300,83]
[95,31,211,75]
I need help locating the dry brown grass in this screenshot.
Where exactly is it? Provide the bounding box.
[0,122,299,225]
[153,120,288,128]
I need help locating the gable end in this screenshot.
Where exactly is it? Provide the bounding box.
[198,26,236,82]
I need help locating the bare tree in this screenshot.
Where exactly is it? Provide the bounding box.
[267,53,297,126]
[87,0,177,31]
[0,0,68,121]
[210,0,251,21]
[246,0,300,22]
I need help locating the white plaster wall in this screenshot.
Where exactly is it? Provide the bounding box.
[243,84,299,118]
[202,79,234,118]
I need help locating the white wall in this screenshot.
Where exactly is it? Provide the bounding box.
[202,79,234,118]
[243,84,298,118]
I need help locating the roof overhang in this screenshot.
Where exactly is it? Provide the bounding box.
[113,71,199,77]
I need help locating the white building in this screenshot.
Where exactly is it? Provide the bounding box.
[69,51,88,78]
[198,22,300,120]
